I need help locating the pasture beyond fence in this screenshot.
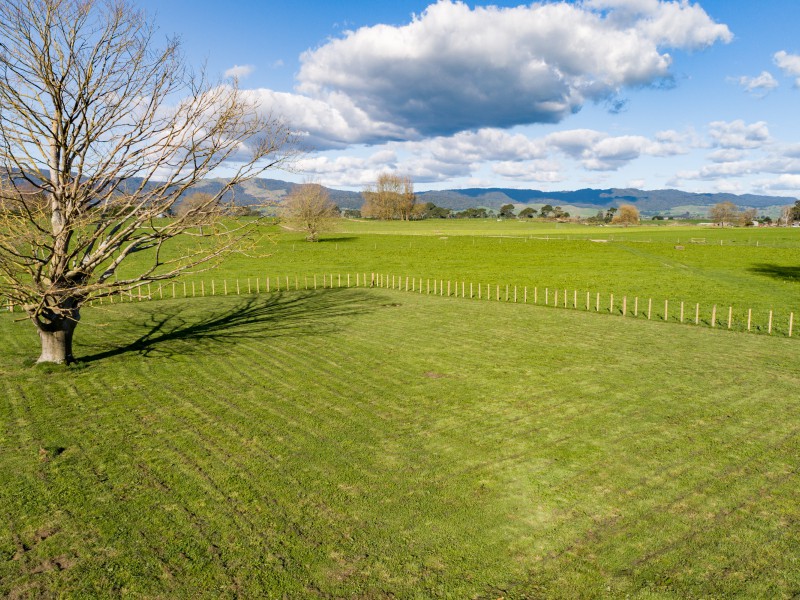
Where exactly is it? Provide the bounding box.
[3,272,796,338]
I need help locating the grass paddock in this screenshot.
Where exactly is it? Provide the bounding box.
[2,289,799,597]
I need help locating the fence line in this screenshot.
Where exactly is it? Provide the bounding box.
[2,272,796,338]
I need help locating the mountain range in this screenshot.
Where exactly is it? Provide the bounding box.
[190,177,796,218]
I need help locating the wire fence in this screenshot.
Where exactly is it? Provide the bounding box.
[3,271,796,338]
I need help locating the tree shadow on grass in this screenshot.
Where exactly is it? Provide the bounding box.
[317,236,357,243]
[749,264,800,282]
[79,288,385,363]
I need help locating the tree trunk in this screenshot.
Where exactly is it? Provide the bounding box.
[36,314,79,364]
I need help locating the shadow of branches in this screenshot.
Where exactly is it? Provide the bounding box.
[79,288,384,363]
[749,264,800,282]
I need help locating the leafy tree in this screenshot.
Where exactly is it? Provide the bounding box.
[789,200,800,222]
[539,204,554,218]
[604,207,618,223]
[518,207,537,219]
[708,201,739,226]
[499,203,515,218]
[0,0,295,363]
[612,204,640,226]
[414,202,450,219]
[458,207,489,219]
[281,184,339,241]
[361,173,416,220]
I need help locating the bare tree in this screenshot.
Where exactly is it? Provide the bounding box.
[281,183,339,241]
[361,173,416,220]
[708,201,739,226]
[738,208,758,226]
[0,0,297,363]
[611,204,640,226]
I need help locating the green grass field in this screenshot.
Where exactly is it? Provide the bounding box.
[2,220,800,597]
[112,220,799,335]
[2,287,800,598]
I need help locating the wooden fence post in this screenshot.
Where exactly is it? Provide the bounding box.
[514,286,517,303]
[506,284,509,302]
[634,297,638,317]
[471,282,474,299]
[747,308,752,331]
[596,293,600,313]
[478,283,482,300]
[563,289,567,308]
[664,299,668,321]
[496,284,500,301]
[545,288,549,305]
[728,306,732,329]
[695,303,700,325]
[768,310,773,334]
[622,296,627,317]
[610,293,613,314]
[586,291,590,311]
[573,290,577,309]
[554,289,558,307]
[192,282,196,297]
[680,302,684,323]
[201,281,205,297]
[711,305,716,327]
[647,298,652,320]
[790,312,794,337]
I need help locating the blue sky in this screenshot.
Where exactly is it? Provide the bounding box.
[136,0,800,196]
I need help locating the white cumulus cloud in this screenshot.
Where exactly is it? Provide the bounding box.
[285,0,730,144]
[224,64,255,79]
[708,120,770,149]
[734,71,778,95]
[774,50,800,86]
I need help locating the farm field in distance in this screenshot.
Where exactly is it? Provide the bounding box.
[2,221,799,597]
[119,220,800,334]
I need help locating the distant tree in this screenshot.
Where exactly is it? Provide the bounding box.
[175,193,221,221]
[414,202,450,219]
[586,210,605,223]
[539,204,554,218]
[789,200,800,222]
[738,208,758,226]
[651,215,665,221]
[708,201,739,226]
[518,207,537,219]
[342,208,362,219]
[361,173,416,220]
[282,183,339,241]
[499,203,516,218]
[604,207,617,223]
[458,207,489,218]
[612,204,640,226]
